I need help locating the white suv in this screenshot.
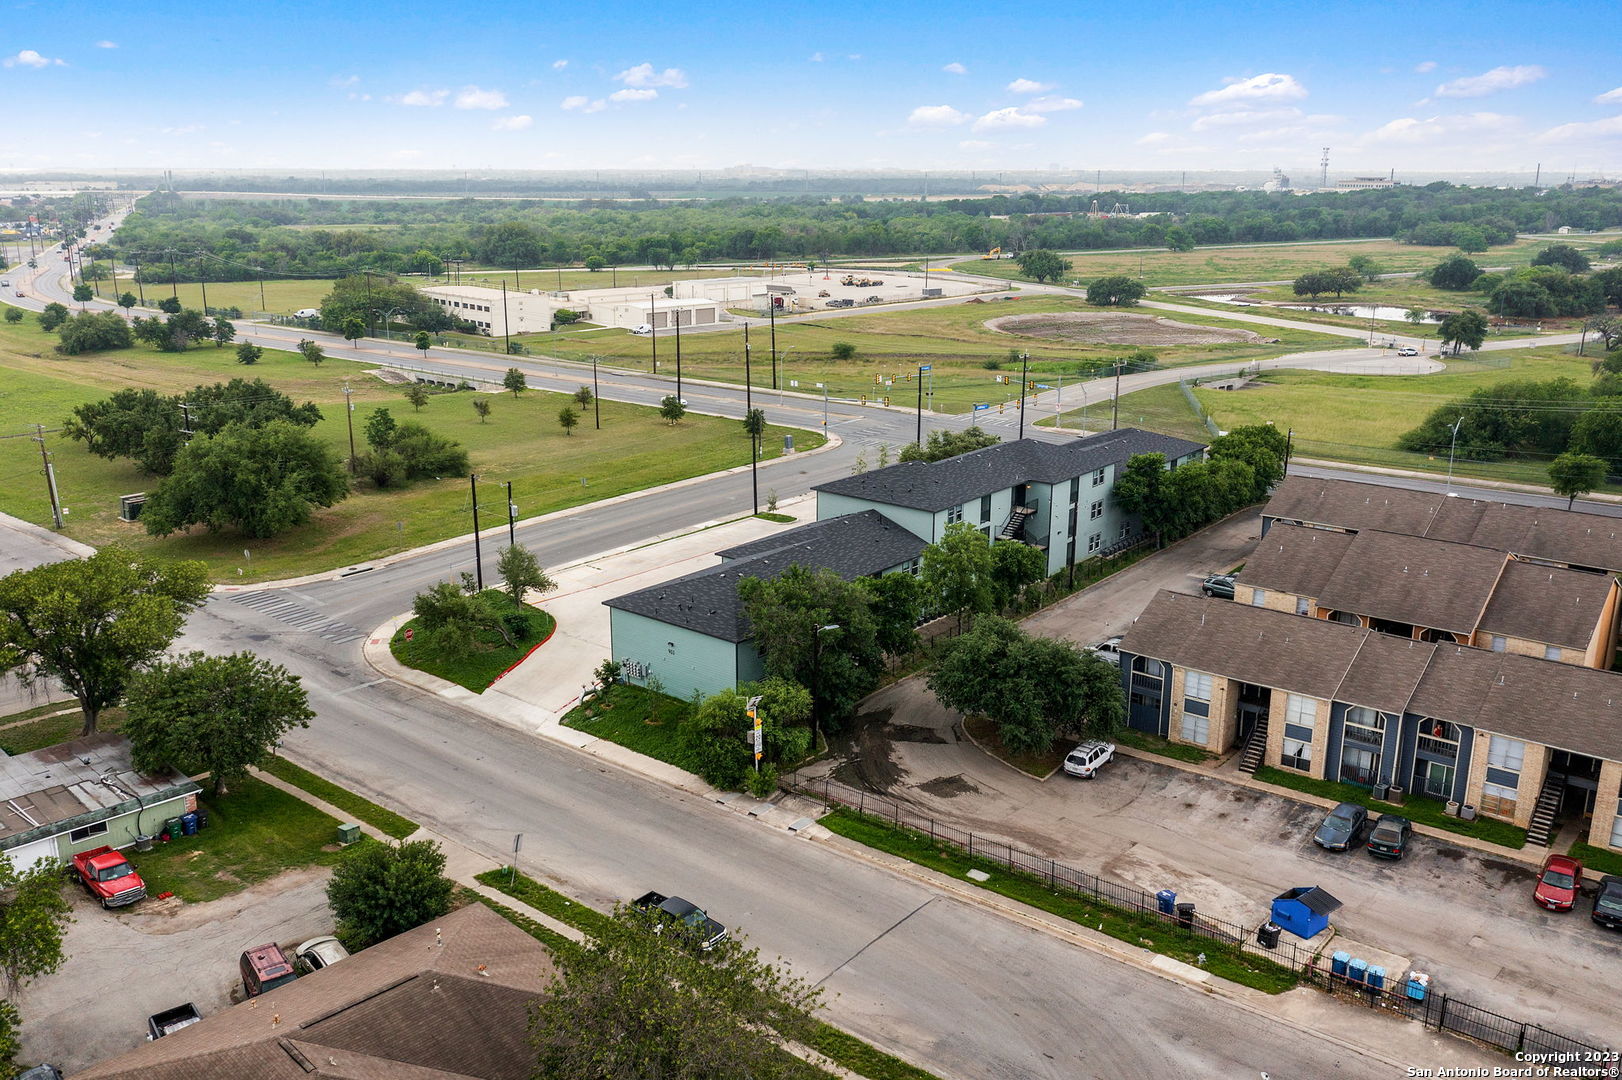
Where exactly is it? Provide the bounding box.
[1062,740,1116,779]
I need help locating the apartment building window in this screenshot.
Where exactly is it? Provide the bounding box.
[1295,596,1312,616]
[1069,478,1079,504]
[947,505,964,525]
[1490,635,1506,652]
[1285,694,1315,728]
[1280,693,1315,772]
[68,821,108,843]
[1087,532,1101,554]
[1481,735,1524,818]
[1543,645,1561,661]
[980,495,992,524]
[1118,522,1131,539]
[1092,468,1107,486]
[1486,735,1524,772]
[1183,671,1212,702]
[1180,712,1210,746]
[1610,812,1622,849]
[1281,738,1312,772]
[1251,589,1268,607]
[1481,781,1519,817]
[1089,500,1103,520]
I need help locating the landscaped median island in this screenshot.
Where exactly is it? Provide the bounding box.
[473,868,944,1080]
[1252,766,1528,849]
[390,593,556,693]
[259,756,419,839]
[562,683,698,771]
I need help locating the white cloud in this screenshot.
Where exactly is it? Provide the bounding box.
[958,139,992,150]
[1537,114,1622,143]
[1025,95,1082,113]
[908,104,970,126]
[396,89,449,107]
[1191,106,1303,130]
[160,124,204,136]
[4,49,64,68]
[615,63,688,89]
[492,114,533,131]
[1367,112,1513,143]
[561,95,606,114]
[973,107,1045,132]
[943,62,967,75]
[809,52,825,62]
[609,87,658,103]
[1414,60,1436,74]
[1136,131,1171,145]
[551,59,568,71]
[1594,87,1622,105]
[1435,64,1545,98]
[329,74,360,88]
[454,86,508,110]
[1006,78,1054,94]
[94,40,117,49]
[1189,73,1306,106]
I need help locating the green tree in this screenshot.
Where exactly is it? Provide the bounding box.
[117,291,138,312]
[124,651,314,796]
[830,341,856,361]
[1405,307,1428,326]
[235,342,262,365]
[414,330,431,355]
[156,296,182,314]
[2,308,20,324]
[558,404,579,435]
[365,407,398,450]
[921,521,996,631]
[1163,228,1195,253]
[475,221,545,269]
[298,338,325,366]
[38,301,69,331]
[679,678,813,788]
[1427,254,1483,290]
[0,547,209,735]
[409,579,522,656]
[1207,424,1288,502]
[473,397,491,423]
[342,315,366,346]
[142,421,351,539]
[573,384,595,409]
[1015,249,1071,283]
[898,426,1000,463]
[404,382,430,411]
[530,903,824,1080]
[1347,254,1383,282]
[503,366,527,397]
[927,616,1122,756]
[584,255,607,271]
[326,839,454,952]
[496,544,556,609]
[1489,279,1556,319]
[0,998,20,1076]
[72,283,93,304]
[737,565,884,730]
[1548,452,1608,509]
[1291,272,1331,299]
[54,310,133,354]
[1438,308,1490,354]
[211,316,235,347]
[1112,453,1174,546]
[1532,244,1592,274]
[1570,408,1622,468]
[372,421,468,484]
[0,851,73,996]
[857,571,924,658]
[660,395,687,424]
[989,540,1047,605]
[1086,275,1147,306]
[1323,266,1362,297]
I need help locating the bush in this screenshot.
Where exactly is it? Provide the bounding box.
[745,763,779,798]
[55,310,133,354]
[326,839,454,951]
[830,342,856,361]
[390,421,469,479]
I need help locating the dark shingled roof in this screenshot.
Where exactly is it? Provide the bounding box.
[1238,524,1357,600]
[1263,475,1622,573]
[1123,591,1622,764]
[1478,560,1616,650]
[812,430,1205,512]
[605,511,926,641]
[74,903,553,1080]
[1312,530,1506,636]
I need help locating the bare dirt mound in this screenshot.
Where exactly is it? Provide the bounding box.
[985,311,1263,345]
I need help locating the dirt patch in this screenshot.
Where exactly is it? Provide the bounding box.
[984,311,1263,345]
[917,774,980,798]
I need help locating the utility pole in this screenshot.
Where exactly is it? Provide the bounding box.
[199,278,209,316]
[916,363,928,446]
[168,251,178,300]
[744,330,758,515]
[648,293,658,373]
[32,426,63,530]
[592,354,601,429]
[470,473,485,591]
[674,306,683,401]
[1018,351,1029,441]
[744,323,753,414]
[1112,361,1122,431]
[768,297,778,389]
[501,281,511,357]
[342,383,357,474]
[133,258,144,306]
[505,481,517,546]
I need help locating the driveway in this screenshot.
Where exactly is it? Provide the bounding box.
[796,521,1622,1048]
[14,868,336,1072]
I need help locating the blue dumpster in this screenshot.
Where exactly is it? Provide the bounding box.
[1348,958,1367,985]
[1155,890,1177,916]
[1270,886,1343,940]
[181,811,198,836]
[1331,950,1350,977]
[1368,965,1386,991]
[1406,972,1430,1001]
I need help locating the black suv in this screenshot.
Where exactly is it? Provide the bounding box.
[1594,875,1622,930]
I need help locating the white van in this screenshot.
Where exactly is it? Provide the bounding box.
[294,308,320,319]
[630,323,652,336]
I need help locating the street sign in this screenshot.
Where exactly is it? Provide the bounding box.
[790,379,800,388]
[404,628,414,641]
[973,403,990,411]
[748,696,763,762]
[1036,384,1053,390]
[919,364,932,372]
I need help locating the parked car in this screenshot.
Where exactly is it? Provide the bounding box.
[240,943,299,997]
[632,891,727,950]
[14,1067,62,1080]
[826,298,856,308]
[1201,573,1236,599]
[295,935,350,972]
[1591,875,1622,930]
[1365,814,1412,860]
[1312,802,1368,851]
[1062,740,1116,779]
[629,323,652,335]
[1397,346,1420,357]
[146,1003,202,1041]
[293,308,320,319]
[1534,853,1583,912]
[1087,637,1123,666]
[71,846,147,908]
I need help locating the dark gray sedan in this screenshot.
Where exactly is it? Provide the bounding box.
[1313,802,1368,851]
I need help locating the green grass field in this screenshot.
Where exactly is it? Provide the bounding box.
[0,308,820,581]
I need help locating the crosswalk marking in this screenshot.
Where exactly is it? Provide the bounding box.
[222,592,368,644]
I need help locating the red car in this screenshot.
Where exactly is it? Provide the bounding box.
[1534,853,1583,912]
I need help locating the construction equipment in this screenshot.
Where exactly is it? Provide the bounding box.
[982,247,1002,260]
[839,275,885,288]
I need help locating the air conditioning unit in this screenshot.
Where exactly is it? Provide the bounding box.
[119,492,148,522]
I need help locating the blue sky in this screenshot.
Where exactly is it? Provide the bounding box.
[2,0,1618,176]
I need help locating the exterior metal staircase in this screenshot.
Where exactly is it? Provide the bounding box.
[999,506,1036,541]
[1238,714,1269,773]
[1525,772,1565,848]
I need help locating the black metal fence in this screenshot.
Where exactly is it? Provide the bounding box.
[793,776,1617,1059]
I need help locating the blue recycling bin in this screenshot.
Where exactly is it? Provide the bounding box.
[1348,958,1368,985]
[181,811,198,836]
[1155,889,1177,916]
[1406,973,1429,1001]
[1368,965,1386,991]
[1331,950,1350,977]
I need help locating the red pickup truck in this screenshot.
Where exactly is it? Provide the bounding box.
[71,846,147,908]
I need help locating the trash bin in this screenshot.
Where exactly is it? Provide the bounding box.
[194,809,209,831]
[1348,958,1368,985]
[1367,965,1386,992]
[1155,889,1177,916]
[1406,971,1430,1001]
[180,812,198,836]
[162,816,184,841]
[1331,950,1350,977]
[1174,902,1195,929]
[1256,922,1281,949]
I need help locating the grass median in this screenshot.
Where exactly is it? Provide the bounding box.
[819,807,1299,995]
[390,597,556,693]
[561,684,698,771]
[259,756,419,839]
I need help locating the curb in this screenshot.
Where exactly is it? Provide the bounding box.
[1292,457,1622,506]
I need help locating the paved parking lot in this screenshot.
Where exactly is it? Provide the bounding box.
[797,515,1622,1047]
[14,868,335,1072]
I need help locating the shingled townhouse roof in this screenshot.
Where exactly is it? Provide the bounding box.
[1122,590,1622,764]
[1263,475,1622,573]
[1478,560,1617,650]
[605,510,926,641]
[74,903,554,1080]
[812,430,1206,513]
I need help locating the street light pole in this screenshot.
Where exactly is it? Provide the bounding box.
[470,473,484,591]
[916,363,925,446]
[502,280,511,357]
[674,306,683,401]
[649,292,657,373]
[768,298,779,389]
[1018,351,1029,441]
[1112,361,1123,431]
[505,480,517,547]
[811,624,841,754]
[592,354,601,430]
[342,383,357,475]
[1445,416,1464,493]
